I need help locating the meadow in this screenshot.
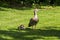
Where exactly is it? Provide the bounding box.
[0,6,60,40]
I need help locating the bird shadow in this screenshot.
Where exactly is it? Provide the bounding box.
[0,27,60,40]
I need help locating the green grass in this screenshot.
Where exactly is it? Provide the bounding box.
[0,6,60,40]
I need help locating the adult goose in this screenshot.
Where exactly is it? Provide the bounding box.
[28,8,39,29]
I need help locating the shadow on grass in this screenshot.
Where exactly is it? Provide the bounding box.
[0,7,8,11]
[0,6,32,11]
[0,37,8,40]
[0,28,60,40]
[0,4,57,11]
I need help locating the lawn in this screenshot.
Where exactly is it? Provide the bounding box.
[0,6,60,40]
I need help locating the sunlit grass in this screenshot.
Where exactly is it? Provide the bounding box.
[0,6,60,40]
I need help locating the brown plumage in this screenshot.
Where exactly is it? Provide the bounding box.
[18,24,25,30]
[28,8,39,29]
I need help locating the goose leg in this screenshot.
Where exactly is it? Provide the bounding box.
[32,26,33,29]
[32,26,34,30]
[35,25,36,29]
